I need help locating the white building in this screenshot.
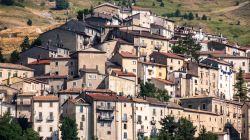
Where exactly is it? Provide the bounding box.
[62,97,91,140]
[32,96,59,140]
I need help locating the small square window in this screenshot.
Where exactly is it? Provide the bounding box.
[107,131,111,135]
[49,127,53,132]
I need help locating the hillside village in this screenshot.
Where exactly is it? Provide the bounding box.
[1,2,250,140]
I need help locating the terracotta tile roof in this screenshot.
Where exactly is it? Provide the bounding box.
[33,95,59,102]
[166,102,183,109]
[58,88,114,94]
[152,78,175,85]
[35,75,68,79]
[198,51,225,55]
[112,70,136,77]
[119,51,137,58]
[131,6,149,11]
[94,2,120,9]
[211,54,249,59]
[28,59,50,65]
[87,93,131,102]
[0,63,34,71]
[155,52,184,60]
[119,29,167,41]
[184,108,219,115]
[145,97,166,106]
[138,61,167,67]
[205,57,231,66]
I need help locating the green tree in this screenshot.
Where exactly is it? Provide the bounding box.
[56,0,69,10]
[61,117,79,140]
[188,12,194,20]
[175,9,181,17]
[158,116,178,140]
[177,118,196,140]
[31,37,42,46]
[10,50,19,63]
[152,2,155,6]
[1,0,15,5]
[0,113,39,140]
[140,82,171,102]
[160,1,164,7]
[27,19,32,26]
[197,126,218,140]
[234,68,248,101]
[171,35,202,62]
[0,48,6,63]
[201,14,207,20]
[89,5,94,15]
[20,36,31,52]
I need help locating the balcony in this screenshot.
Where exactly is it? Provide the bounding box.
[98,115,114,121]
[137,120,142,124]
[36,117,43,122]
[96,105,115,111]
[47,116,54,122]
[151,120,156,125]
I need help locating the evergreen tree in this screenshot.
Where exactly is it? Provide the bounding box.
[158,116,178,140]
[160,1,164,7]
[27,19,32,26]
[1,0,15,5]
[0,48,5,63]
[61,117,79,140]
[31,37,42,46]
[152,2,155,6]
[188,12,194,20]
[177,118,196,140]
[234,68,248,101]
[171,35,202,62]
[197,126,218,140]
[10,50,19,63]
[20,36,31,52]
[56,0,69,10]
[175,9,181,17]
[201,15,207,20]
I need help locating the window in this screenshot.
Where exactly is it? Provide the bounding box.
[73,82,76,86]
[178,61,180,64]
[243,62,245,66]
[145,116,147,120]
[39,102,42,107]
[170,59,173,63]
[133,69,136,73]
[202,104,206,110]
[124,132,128,139]
[37,127,42,132]
[39,112,42,119]
[80,122,83,130]
[132,61,136,65]
[50,102,53,107]
[123,124,127,129]
[0,71,2,78]
[161,110,163,116]
[170,67,173,70]
[49,112,53,120]
[159,72,162,77]
[55,71,59,75]
[124,103,126,107]
[80,106,83,113]
[57,85,60,90]
[55,62,58,66]
[70,61,73,66]
[82,115,85,121]
[153,109,156,116]
[188,104,192,109]
[107,122,111,127]
[107,131,111,135]
[88,74,97,80]
[123,113,127,121]
[49,127,53,132]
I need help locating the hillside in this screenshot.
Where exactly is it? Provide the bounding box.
[0,0,250,54]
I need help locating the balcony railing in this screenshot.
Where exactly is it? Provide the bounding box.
[151,120,156,125]
[96,105,115,111]
[98,115,114,121]
[36,117,43,122]
[47,116,54,122]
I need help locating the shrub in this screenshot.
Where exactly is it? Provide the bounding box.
[27,19,32,26]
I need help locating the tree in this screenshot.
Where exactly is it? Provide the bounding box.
[171,35,202,62]
[0,0,15,5]
[175,9,181,17]
[158,116,196,140]
[201,14,207,20]
[0,113,39,140]
[177,118,196,140]
[160,2,164,7]
[27,19,32,26]
[31,37,42,47]
[10,50,19,63]
[197,126,218,140]
[89,5,94,15]
[140,82,171,102]
[152,2,155,6]
[188,12,194,20]
[0,48,5,63]
[234,68,248,101]
[61,117,79,140]
[158,116,178,140]
[56,0,69,10]
[20,36,31,52]
[183,13,188,19]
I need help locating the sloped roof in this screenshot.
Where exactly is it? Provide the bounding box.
[33,95,59,102]
[112,70,136,77]
[0,63,34,71]
[153,52,184,60]
[87,93,131,102]
[28,59,50,65]
[119,51,137,58]
[152,78,175,85]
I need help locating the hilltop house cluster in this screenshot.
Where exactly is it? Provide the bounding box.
[1,2,250,140]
